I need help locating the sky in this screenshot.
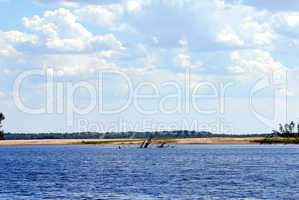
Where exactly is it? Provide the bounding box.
[1,0,299,134]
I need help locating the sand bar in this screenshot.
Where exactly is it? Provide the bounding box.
[0,137,263,146]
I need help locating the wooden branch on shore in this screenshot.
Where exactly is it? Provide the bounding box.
[139,136,153,148]
[139,140,146,148]
[143,137,152,148]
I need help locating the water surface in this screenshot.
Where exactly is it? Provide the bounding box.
[1,145,299,200]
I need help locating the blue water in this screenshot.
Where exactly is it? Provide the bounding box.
[1,145,299,200]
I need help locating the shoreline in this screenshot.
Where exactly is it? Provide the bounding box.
[0,137,264,146]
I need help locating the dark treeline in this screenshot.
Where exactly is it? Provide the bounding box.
[275,121,299,137]
[0,113,5,140]
[5,131,212,140]
[4,131,270,140]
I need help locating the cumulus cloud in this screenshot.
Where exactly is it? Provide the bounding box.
[75,4,123,27]
[2,31,37,44]
[229,49,286,78]
[240,17,276,47]
[1,0,297,79]
[273,12,299,37]
[0,7,126,76]
[3,0,299,133]
[0,30,37,58]
[174,39,202,69]
[23,8,123,53]
[23,8,90,39]
[217,25,244,46]
[94,0,274,50]
[42,54,117,75]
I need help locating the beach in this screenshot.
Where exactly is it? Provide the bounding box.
[0,137,263,146]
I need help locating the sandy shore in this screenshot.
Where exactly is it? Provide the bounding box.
[0,137,263,146]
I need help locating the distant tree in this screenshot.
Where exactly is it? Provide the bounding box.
[0,113,5,140]
[290,121,295,133]
[279,123,284,134]
[284,123,290,136]
[277,122,299,137]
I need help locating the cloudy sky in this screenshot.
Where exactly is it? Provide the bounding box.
[1,0,299,133]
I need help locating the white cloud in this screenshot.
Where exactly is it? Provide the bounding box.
[217,25,244,46]
[59,1,80,9]
[175,53,192,68]
[0,30,37,58]
[118,0,276,50]
[0,41,19,57]
[240,18,276,47]
[9,8,127,75]
[41,54,117,76]
[125,0,142,13]
[75,4,123,27]
[23,8,124,53]
[4,0,299,133]
[63,0,281,52]
[274,12,299,35]
[2,31,37,44]
[174,39,202,69]
[1,1,296,79]
[89,34,123,51]
[229,49,286,77]
[23,8,90,52]
[23,8,91,39]
[174,51,202,70]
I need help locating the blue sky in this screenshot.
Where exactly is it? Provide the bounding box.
[1,0,299,134]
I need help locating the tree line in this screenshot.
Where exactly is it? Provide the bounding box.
[0,113,4,140]
[5,131,271,140]
[0,111,280,140]
[276,121,299,137]
[5,130,214,140]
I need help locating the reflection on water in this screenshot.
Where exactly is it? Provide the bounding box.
[1,145,299,200]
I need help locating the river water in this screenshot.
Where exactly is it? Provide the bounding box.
[0,145,299,199]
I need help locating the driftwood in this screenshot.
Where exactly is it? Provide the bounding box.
[139,140,146,148]
[139,136,153,148]
[143,137,152,148]
[157,143,166,148]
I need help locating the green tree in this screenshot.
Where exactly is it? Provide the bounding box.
[0,113,5,140]
[279,123,284,134]
[290,121,295,135]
